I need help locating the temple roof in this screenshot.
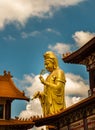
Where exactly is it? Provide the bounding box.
[0,118,34,129]
[0,70,29,101]
[62,37,95,64]
[0,119,34,126]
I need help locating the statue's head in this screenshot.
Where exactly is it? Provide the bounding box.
[43,51,59,70]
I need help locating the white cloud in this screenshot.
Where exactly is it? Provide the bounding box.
[48,31,95,55]
[65,73,89,107]
[66,96,81,107]
[18,73,48,116]
[46,28,61,35]
[0,0,85,29]
[21,28,60,39]
[3,35,15,41]
[73,31,95,47]
[65,73,88,97]
[48,43,71,55]
[21,31,41,39]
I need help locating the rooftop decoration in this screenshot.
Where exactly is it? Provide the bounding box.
[0,70,29,100]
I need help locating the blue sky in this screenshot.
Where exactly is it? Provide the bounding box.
[0,0,95,124]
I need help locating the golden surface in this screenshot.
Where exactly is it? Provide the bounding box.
[33,51,66,116]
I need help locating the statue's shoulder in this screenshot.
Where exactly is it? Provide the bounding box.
[53,68,65,76]
[56,68,64,73]
[53,68,66,82]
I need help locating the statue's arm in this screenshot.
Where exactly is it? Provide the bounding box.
[39,72,65,89]
[32,91,40,100]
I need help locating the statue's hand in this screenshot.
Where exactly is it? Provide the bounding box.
[32,91,40,100]
[39,75,45,84]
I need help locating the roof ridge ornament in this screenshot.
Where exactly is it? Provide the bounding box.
[3,70,13,78]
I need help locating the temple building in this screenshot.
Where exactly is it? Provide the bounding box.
[0,70,34,130]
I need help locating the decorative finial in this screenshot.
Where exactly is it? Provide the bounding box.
[8,71,13,77]
[4,70,7,76]
[63,52,71,58]
[3,70,13,78]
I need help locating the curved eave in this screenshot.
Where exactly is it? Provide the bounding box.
[0,119,34,128]
[0,76,29,101]
[0,96,29,101]
[62,37,95,64]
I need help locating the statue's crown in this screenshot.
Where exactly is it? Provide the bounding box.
[44,51,56,60]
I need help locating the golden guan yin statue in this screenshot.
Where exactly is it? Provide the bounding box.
[32,51,66,117]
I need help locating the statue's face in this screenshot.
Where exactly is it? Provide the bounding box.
[44,60,54,72]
